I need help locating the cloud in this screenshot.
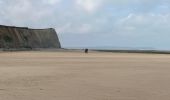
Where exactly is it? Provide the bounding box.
[75,0,103,13]
[56,23,92,34]
[0,0,60,27]
[112,13,170,38]
[43,0,61,5]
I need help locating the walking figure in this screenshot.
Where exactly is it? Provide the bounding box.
[85,48,88,54]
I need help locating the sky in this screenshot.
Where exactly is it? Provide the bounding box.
[0,0,170,50]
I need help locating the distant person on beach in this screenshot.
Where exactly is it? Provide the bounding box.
[85,48,88,54]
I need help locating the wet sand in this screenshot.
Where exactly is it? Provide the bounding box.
[0,51,170,100]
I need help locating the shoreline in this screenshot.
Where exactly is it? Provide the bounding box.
[1,48,170,54]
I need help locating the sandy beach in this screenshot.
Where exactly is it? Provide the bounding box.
[0,51,170,100]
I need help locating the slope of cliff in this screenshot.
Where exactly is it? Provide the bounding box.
[0,25,61,49]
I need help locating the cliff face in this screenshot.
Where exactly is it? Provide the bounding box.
[0,25,61,49]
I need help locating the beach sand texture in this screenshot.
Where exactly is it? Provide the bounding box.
[0,51,170,100]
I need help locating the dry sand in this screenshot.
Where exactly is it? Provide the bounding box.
[0,51,170,100]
